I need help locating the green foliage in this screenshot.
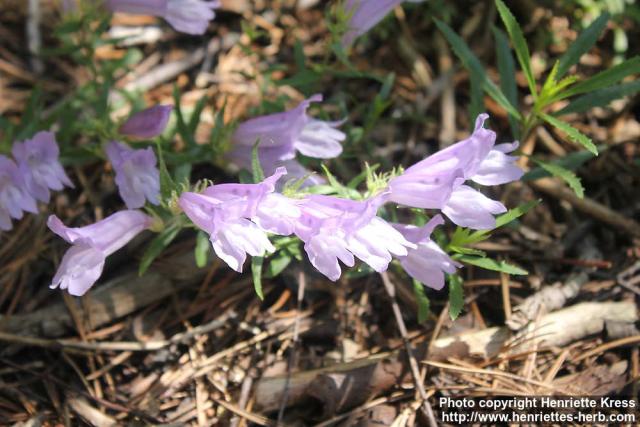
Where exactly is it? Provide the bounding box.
[539,113,598,155]
[493,27,520,139]
[522,149,600,181]
[265,253,292,278]
[553,56,640,100]
[251,140,266,183]
[533,159,585,198]
[139,223,181,275]
[155,142,178,201]
[436,1,640,199]
[251,256,265,300]
[556,13,609,78]
[434,19,522,121]
[413,280,431,324]
[448,200,539,255]
[448,275,464,320]
[195,231,210,268]
[555,80,640,115]
[495,0,537,98]
[457,256,528,275]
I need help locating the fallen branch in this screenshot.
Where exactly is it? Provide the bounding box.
[530,177,640,238]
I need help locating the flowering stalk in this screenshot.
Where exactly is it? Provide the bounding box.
[46,113,522,296]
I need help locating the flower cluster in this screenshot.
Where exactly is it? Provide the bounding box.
[1,132,73,231]
[43,105,171,295]
[183,113,522,290]
[44,107,522,295]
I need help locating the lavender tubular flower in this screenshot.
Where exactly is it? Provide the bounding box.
[105,0,220,35]
[472,141,524,185]
[393,215,460,290]
[0,156,38,231]
[342,0,403,47]
[228,94,345,184]
[178,168,292,272]
[106,141,160,209]
[119,105,172,139]
[442,185,507,230]
[48,210,152,296]
[388,114,523,229]
[388,114,496,209]
[12,131,74,203]
[341,0,423,47]
[295,194,415,280]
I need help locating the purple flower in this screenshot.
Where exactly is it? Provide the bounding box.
[48,210,152,296]
[294,193,415,281]
[119,105,172,139]
[62,0,77,12]
[0,156,38,231]
[472,141,523,186]
[106,141,160,209]
[178,168,293,272]
[393,215,460,290]
[441,185,507,230]
[227,94,345,184]
[105,0,219,35]
[342,0,403,47]
[388,114,522,229]
[341,0,423,47]
[12,131,74,203]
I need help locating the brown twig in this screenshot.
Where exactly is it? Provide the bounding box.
[530,177,640,238]
[379,272,437,427]
[277,269,306,422]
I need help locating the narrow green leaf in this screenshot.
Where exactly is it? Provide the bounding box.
[448,275,464,320]
[413,280,430,324]
[348,164,378,189]
[251,256,265,300]
[155,142,175,200]
[469,71,484,126]
[556,13,609,78]
[189,95,209,134]
[434,19,522,121]
[494,199,540,228]
[139,225,181,275]
[522,149,599,181]
[195,231,210,268]
[495,0,537,97]
[452,200,539,254]
[493,26,520,139]
[265,254,292,278]
[539,113,598,155]
[555,80,640,115]
[458,256,528,275]
[556,56,640,100]
[251,140,265,183]
[173,85,196,147]
[293,39,306,70]
[533,159,584,198]
[449,245,487,257]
